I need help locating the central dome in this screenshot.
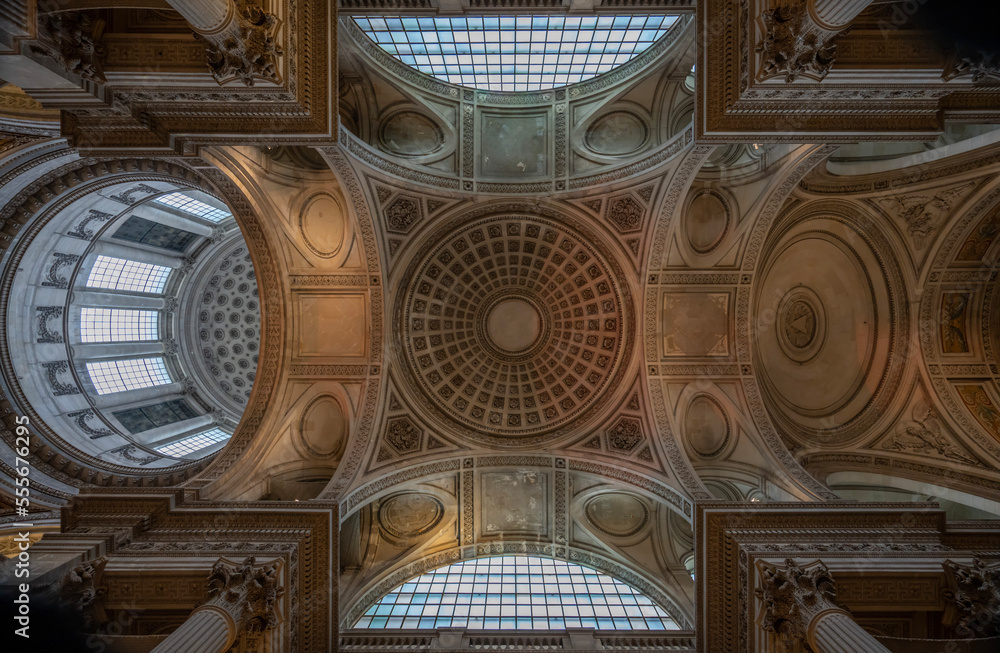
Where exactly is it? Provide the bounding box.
[400,214,630,439]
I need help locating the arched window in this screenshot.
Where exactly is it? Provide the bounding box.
[354,556,677,631]
[353,16,678,92]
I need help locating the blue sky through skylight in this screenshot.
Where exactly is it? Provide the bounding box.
[353,15,677,92]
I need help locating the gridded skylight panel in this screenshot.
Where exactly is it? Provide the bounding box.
[353,15,677,92]
[86,256,172,294]
[80,308,159,343]
[354,555,677,631]
[86,357,172,395]
[155,427,230,457]
[154,192,231,223]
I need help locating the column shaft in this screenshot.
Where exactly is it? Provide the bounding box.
[808,0,874,30]
[809,610,891,653]
[150,607,234,653]
[164,0,235,35]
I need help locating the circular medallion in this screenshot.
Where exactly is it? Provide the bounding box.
[378,493,444,540]
[783,299,817,349]
[399,214,629,439]
[774,287,826,364]
[585,493,649,537]
[485,297,542,353]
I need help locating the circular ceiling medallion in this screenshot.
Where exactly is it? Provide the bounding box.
[484,296,544,354]
[584,493,649,537]
[399,214,630,440]
[775,288,826,363]
[378,492,444,540]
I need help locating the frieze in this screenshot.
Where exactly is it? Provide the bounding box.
[67,408,113,439]
[42,361,80,396]
[35,306,64,344]
[66,209,115,241]
[40,253,80,289]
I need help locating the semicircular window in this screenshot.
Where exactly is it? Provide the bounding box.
[353,15,678,92]
[354,555,677,630]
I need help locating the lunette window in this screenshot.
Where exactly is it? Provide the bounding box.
[155,427,231,457]
[354,555,677,630]
[80,308,159,343]
[86,256,172,294]
[353,15,677,92]
[86,357,172,395]
[154,192,232,223]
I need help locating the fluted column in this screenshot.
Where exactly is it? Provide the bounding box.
[151,608,234,653]
[151,557,284,653]
[808,0,875,30]
[755,559,890,653]
[164,0,235,34]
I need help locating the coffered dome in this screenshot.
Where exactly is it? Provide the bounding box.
[397,210,633,444]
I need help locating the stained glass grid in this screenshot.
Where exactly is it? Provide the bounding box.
[86,256,172,294]
[86,357,172,395]
[80,308,159,343]
[353,15,677,92]
[155,427,230,457]
[354,556,677,630]
[154,192,231,223]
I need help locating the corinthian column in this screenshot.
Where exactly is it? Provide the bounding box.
[151,557,284,653]
[755,559,890,653]
[164,0,282,86]
[808,0,875,30]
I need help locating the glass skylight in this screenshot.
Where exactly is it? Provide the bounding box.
[86,357,172,395]
[86,256,172,294]
[353,15,677,92]
[154,192,231,223]
[80,308,159,343]
[354,555,677,630]
[155,427,230,457]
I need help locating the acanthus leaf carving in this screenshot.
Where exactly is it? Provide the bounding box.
[204,557,285,633]
[943,558,1000,637]
[756,4,845,83]
[755,558,842,646]
[193,7,283,87]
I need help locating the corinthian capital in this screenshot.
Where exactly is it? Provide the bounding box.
[943,558,1000,637]
[755,558,842,645]
[194,6,283,86]
[756,3,846,83]
[205,556,285,633]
